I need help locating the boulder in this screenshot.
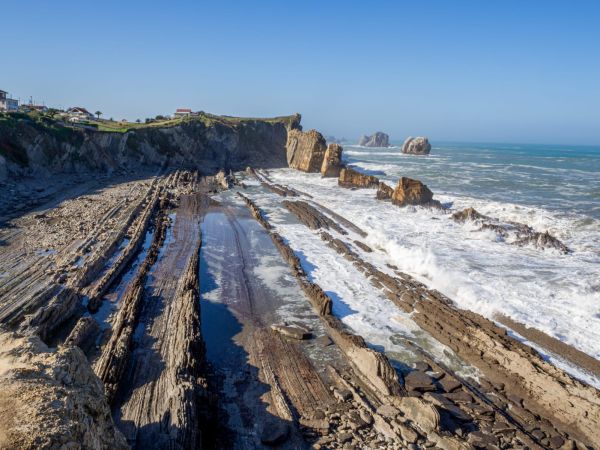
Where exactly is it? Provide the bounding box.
[0,329,128,449]
[286,129,327,172]
[391,177,435,207]
[376,182,394,200]
[321,143,344,177]
[338,167,380,189]
[359,132,390,147]
[402,136,431,155]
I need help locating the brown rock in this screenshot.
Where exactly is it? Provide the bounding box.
[287,129,327,172]
[376,182,394,200]
[396,397,440,433]
[321,143,343,177]
[438,378,463,393]
[338,167,380,188]
[391,177,435,207]
[404,370,436,392]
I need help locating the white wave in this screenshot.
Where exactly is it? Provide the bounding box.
[264,169,600,377]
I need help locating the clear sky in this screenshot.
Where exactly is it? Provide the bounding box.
[2,1,599,144]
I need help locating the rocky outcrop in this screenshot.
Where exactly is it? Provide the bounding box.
[320,143,343,177]
[402,136,431,155]
[376,182,394,200]
[338,167,380,188]
[0,112,301,181]
[286,129,327,172]
[0,329,128,449]
[451,207,486,222]
[391,177,437,207]
[358,132,389,147]
[452,207,570,253]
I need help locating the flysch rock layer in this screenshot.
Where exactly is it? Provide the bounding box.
[0,328,128,450]
[338,167,380,188]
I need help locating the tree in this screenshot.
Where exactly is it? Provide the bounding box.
[136,118,141,123]
[95,111,102,119]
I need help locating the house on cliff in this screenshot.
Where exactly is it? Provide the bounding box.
[0,90,19,112]
[67,106,94,122]
[174,108,192,118]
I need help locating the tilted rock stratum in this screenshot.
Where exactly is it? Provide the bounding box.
[402,136,431,155]
[358,131,390,147]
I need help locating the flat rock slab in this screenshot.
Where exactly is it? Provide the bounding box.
[271,324,311,340]
[404,370,437,392]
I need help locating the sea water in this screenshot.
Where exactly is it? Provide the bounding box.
[265,142,600,375]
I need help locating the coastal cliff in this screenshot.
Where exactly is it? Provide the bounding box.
[0,112,301,181]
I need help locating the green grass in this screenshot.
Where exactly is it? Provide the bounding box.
[87,111,300,133]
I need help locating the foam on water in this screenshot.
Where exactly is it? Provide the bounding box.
[265,164,600,386]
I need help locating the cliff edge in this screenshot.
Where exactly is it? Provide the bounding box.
[0,112,301,181]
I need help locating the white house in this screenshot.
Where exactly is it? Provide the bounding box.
[67,106,94,121]
[174,108,192,118]
[0,90,19,112]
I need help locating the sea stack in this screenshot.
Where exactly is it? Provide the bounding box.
[391,177,435,206]
[402,136,431,155]
[286,129,327,172]
[358,132,390,147]
[321,143,344,178]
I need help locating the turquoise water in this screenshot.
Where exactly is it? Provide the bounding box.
[344,142,600,219]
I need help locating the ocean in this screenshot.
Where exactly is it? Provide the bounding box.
[257,142,600,386]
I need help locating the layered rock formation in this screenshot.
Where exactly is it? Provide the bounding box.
[338,167,380,188]
[320,143,343,177]
[402,136,431,155]
[358,132,390,147]
[286,129,327,172]
[0,329,128,449]
[391,177,438,207]
[0,112,301,181]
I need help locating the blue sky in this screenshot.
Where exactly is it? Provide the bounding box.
[2,1,599,144]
